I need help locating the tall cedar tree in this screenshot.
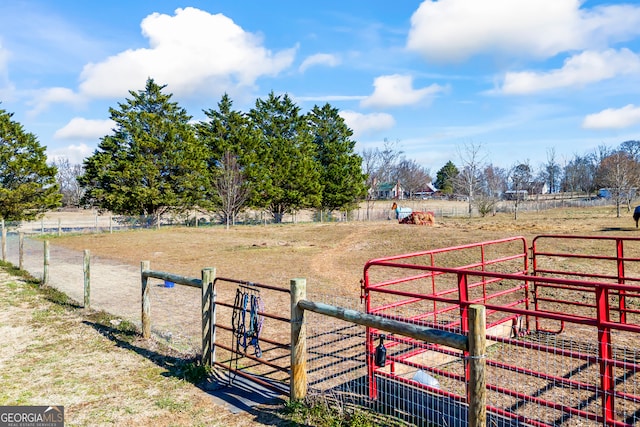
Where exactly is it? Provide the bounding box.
[0,107,61,221]
[307,104,366,212]
[435,161,459,196]
[79,79,205,220]
[247,92,322,223]
[196,94,254,226]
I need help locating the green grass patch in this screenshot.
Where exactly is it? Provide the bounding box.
[154,396,190,412]
[0,260,40,283]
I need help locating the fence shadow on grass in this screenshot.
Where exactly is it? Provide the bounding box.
[82,319,287,422]
[82,320,194,377]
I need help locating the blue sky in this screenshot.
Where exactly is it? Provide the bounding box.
[2,0,640,174]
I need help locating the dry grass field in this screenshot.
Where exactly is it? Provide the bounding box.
[48,203,639,300]
[0,265,289,427]
[5,202,640,426]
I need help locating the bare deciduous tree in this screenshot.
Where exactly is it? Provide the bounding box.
[361,140,404,219]
[396,157,431,199]
[542,148,561,194]
[595,151,640,217]
[52,158,84,207]
[620,140,640,162]
[477,164,507,216]
[454,142,486,216]
[509,161,532,220]
[377,138,403,184]
[215,151,250,229]
[361,147,381,220]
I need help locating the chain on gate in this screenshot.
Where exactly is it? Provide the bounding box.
[229,283,265,384]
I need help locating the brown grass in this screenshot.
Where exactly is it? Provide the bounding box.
[0,267,286,427]
[6,202,640,426]
[49,204,638,298]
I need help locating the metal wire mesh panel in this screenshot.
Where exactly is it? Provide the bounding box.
[362,235,640,426]
[305,294,480,427]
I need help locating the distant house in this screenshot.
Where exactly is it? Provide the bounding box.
[375,182,405,200]
[413,182,439,199]
[503,190,529,201]
[528,181,549,195]
[504,181,548,200]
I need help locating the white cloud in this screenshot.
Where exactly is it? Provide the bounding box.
[78,7,296,99]
[361,74,445,108]
[47,143,93,164]
[407,0,640,62]
[0,84,15,102]
[339,110,395,138]
[54,117,114,140]
[0,41,9,78]
[299,53,340,73]
[294,94,366,103]
[28,87,85,116]
[582,104,640,129]
[499,49,640,94]
[0,41,13,98]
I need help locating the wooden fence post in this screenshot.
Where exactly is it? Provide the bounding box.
[57,218,62,236]
[201,267,216,367]
[468,304,487,427]
[109,216,113,234]
[18,232,24,270]
[290,278,307,401]
[211,269,217,365]
[141,260,151,339]
[83,250,90,309]
[1,223,6,262]
[43,240,50,286]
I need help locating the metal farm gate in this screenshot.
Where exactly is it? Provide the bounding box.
[210,277,292,395]
[362,235,640,426]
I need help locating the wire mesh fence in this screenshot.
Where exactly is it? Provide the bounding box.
[4,221,640,425]
[304,292,640,426]
[303,294,480,427]
[484,324,640,426]
[1,231,203,353]
[2,195,616,235]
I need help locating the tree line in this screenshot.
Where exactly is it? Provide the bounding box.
[2,78,638,223]
[431,142,640,218]
[1,79,368,224]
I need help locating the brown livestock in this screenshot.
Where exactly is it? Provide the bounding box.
[634,206,640,228]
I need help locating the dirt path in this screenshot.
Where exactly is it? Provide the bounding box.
[0,266,287,426]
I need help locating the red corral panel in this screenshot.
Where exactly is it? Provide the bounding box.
[363,235,640,426]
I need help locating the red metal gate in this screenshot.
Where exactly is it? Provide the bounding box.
[363,235,640,426]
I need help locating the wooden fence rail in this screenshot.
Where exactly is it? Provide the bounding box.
[136,267,486,426]
[140,261,216,366]
[290,279,487,427]
[2,239,488,426]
